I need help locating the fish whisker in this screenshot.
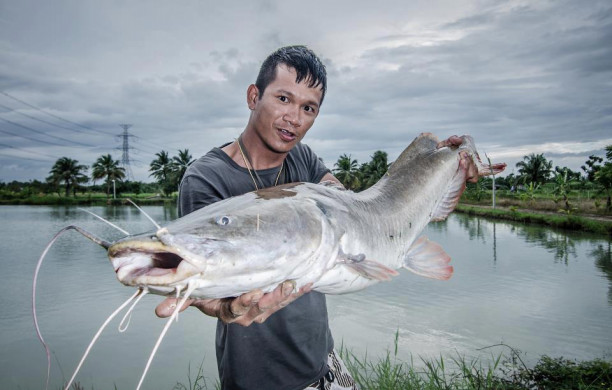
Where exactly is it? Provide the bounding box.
[118,289,149,332]
[64,289,143,390]
[78,208,130,236]
[126,199,162,230]
[136,282,196,390]
[33,225,111,390]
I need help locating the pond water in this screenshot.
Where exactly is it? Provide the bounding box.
[0,205,610,389]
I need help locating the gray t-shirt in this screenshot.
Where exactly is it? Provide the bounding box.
[179,142,334,390]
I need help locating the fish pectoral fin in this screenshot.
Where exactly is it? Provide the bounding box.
[403,236,453,280]
[338,253,399,281]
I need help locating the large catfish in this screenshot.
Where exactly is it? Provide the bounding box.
[108,133,506,298]
[34,133,506,390]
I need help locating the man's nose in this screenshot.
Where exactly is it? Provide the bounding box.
[282,106,302,128]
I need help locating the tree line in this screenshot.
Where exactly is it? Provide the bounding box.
[1,145,611,210]
[0,149,194,198]
[331,147,612,210]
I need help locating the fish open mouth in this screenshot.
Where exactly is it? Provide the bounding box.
[108,241,193,285]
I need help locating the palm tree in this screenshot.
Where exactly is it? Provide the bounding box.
[172,149,195,186]
[360,150,389,190]
[149,151,176,196]
[594,145,612,210]
[516,153,553,184]
[46,157,89,197]
[333,154,360,190]
[92,154,126,197]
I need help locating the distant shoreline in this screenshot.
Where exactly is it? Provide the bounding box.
[1,196,610,236]
[455,204,612,236]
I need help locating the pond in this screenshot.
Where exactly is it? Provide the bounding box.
[0,205,610,389]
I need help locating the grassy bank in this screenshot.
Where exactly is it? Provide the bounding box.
[0,193,175,206]
[338,345,612,390]
[455,204,612,236]
[166,345,612,390]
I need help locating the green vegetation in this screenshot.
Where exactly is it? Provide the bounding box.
[91,154,126,197]
[337,344,612,390]
[2,145,611,236]
[149,149,195,196]
[156,338,612,390]
[456,205,612,235]
[333,150,390,191]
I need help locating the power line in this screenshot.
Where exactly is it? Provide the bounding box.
[0,142,59,160]
[0,128,73,148]
[0,90,185,159]
[0,103,103,137]
[0,117,98,147]
[0,90,116,136]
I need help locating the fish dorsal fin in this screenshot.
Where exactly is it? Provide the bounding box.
[337,251,399,281]
[403,236,453,280]
[388,133,439,176]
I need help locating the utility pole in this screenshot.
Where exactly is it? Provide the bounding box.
[117,124,135,181]
[486,153,496,208]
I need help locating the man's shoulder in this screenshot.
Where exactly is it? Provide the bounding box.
[184,148,232,178]
[287,142,320,166]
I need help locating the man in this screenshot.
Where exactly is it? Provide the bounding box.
[156,46,477,389]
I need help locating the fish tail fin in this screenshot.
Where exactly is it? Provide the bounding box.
[403,236,453,280]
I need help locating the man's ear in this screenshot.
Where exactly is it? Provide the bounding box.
[247,84,259,110]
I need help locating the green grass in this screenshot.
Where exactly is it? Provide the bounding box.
[455,204,612,236]
[337,337,612,390]
[0,193,176,206]
[61,345,612,390]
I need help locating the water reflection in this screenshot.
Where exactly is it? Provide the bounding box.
[460,212,611,302]
[511,225,577,264]
[591,242,612,303]
[454,213,487,242]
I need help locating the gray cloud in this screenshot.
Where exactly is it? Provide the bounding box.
[0,0,610,182]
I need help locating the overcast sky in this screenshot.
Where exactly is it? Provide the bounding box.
[1,0,610,182]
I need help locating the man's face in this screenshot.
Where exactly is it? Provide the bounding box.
[248,65,322,154]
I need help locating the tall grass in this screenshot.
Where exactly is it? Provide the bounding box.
[338,336,612,390]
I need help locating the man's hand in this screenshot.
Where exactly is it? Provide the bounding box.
[436,135,479,183]
[155,281,313,326]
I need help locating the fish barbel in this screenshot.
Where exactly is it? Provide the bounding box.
[108,133,506,298]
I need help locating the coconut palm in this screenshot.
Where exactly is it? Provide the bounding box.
[594,145,612,210]
[46,157,89,197]
[360,150,389,190]
[516,153,553,184]
[333,154,360,190]
[92,154,126,197]
[172,149,195,186]
[150,151,176,196]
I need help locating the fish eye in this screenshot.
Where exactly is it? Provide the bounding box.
[216,216,232,226]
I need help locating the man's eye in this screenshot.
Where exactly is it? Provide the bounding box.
[278,96,288,102]
[304,106,315,113]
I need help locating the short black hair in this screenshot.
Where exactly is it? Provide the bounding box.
[255,45,327,105]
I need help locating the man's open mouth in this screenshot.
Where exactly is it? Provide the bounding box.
[278,128,297,142]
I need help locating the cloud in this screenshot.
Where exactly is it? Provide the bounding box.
[0,0,610,181]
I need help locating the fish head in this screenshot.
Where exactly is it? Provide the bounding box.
[107,185,327,296]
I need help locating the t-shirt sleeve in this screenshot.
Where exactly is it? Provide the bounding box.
[178,175,223,217]
[302,144,331,183]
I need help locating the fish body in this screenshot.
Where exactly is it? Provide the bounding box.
[108,133,505,298]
